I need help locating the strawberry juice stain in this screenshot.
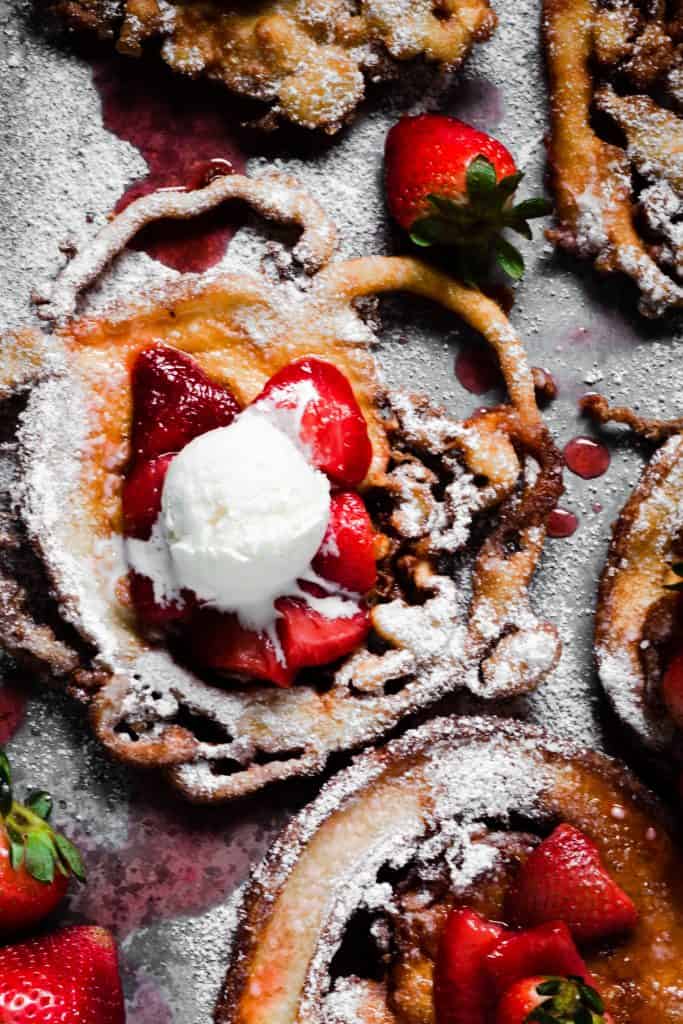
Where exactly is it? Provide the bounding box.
[92,56,247,273]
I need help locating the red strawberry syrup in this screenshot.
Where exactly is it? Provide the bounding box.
[564,436,610,479]
[455,345,503,394]
[70,794,284,937]
[0,683,27,744]
[92,57,247,273]
[547,508,578,539]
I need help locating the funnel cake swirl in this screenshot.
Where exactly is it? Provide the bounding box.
[584,394,683,761]
[46,0,496,132]
[1,173,561,802]
[217,715,683,1023]
[543,0,683,317]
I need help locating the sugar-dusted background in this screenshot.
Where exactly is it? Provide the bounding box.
[1,0,681,1017]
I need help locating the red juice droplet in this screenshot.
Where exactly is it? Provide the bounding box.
[547,508,579,539]
[455,345,503,395]
[564,436,611,479]
[0,683,27,744]
[91,56,247,273]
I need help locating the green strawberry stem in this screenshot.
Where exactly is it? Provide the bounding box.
[0,747,86,885]
[526,976,608,1024]
[409,155,552,284]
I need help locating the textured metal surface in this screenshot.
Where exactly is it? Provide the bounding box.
[1,0,682,1020]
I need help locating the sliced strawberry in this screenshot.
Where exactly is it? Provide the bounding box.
[279,598,370,674]
[129,572,192,626]
[433,908,508,1024]
[495,975,612,1024]
[131,344,240,460]
[253,357,372,487]
[485,922,590,1000]
[662,649,683,729]
[188,600,369,687]
[313,491,376,594]
[505,823,638,944]
[187,609,293,687]
[122,453,174,539]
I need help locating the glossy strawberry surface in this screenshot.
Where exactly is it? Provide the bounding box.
[253,357,373,487]
[494,975,612,1024]
[485,921,590,999]
[312,491,376,594]
[130,344,240,460]
[0,926,125,1023]
[188,599,369,688]
[493,975,548,1024]
[122,453,174,540]
[505,824,638,943]
[0,827,69,936]
[433,908,507,1024]
[125,348,376,687]
[385,114,517,232]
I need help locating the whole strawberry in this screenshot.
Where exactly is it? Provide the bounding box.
[0,749,85,935]
[495,975,612,1024]
[384,114,552,282]
[0,925,125,1023]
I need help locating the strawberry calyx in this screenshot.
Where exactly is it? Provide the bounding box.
[0,749,86,885]
[523,976,607,1024]
[409,156,552,284]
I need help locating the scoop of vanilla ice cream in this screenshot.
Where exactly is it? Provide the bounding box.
[160,410,331,629]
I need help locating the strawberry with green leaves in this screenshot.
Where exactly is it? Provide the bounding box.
[0,748,85,935]
[495,975,613,1024]
[384,114,552,283]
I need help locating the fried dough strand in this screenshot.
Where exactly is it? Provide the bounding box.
[543,0,683,316]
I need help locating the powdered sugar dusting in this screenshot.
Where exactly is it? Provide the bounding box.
[3,0,683,1018]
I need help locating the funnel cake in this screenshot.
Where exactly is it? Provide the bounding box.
[584,394,683,771]
[543,0,683,317]
[1,173,562,803]
[217,715,683,1024]
[46,0,496,132]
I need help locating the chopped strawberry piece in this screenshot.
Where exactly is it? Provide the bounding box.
[485,922,590,1000]
[433,908,508,1024]
[505,824,638,944]
[131,344,240,460]
[253,357,372,486]
[662,649,683,729]
[187,609,293,687]
[122,453,174,539]
[313,491,376,594]
[280,598,370,672]
[187,600,368,687]
[129,572,192,626]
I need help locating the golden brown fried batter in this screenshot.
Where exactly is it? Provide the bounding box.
[47,0,497,131]
[544,0,683,317]
[0,174,562,804]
